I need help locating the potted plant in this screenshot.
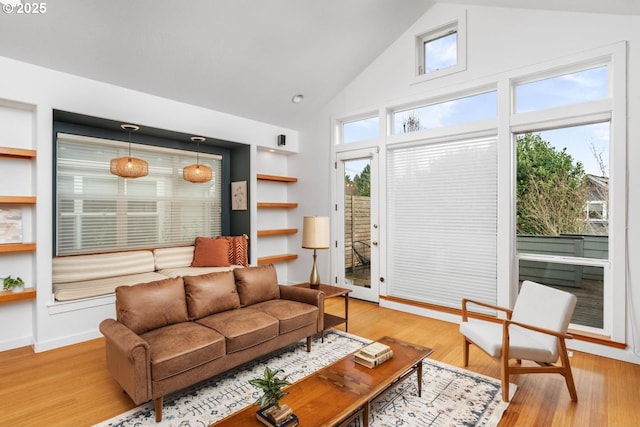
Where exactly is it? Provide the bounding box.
[2,275,25,293]
[249,366,295,425]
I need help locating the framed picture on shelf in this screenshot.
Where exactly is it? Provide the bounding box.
[0,208,23,244]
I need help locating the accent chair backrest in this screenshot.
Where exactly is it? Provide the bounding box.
[511,280,577,354]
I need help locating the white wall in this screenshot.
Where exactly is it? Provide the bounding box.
[296,3,640,363]
[0,56,299,352]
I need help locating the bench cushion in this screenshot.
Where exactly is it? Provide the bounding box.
[157,265,242,278]
[116,277,189,334]
[153,246,195,270]
[196,308,278,354]
[183,270,240,320]
[52,250,156,283]
[141,322,226,381]
[53,271,167,302]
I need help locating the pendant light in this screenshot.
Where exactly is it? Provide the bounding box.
[183,136,213,183]
[110,124,149,178]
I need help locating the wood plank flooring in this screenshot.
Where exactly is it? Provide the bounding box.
[1,298,639,426]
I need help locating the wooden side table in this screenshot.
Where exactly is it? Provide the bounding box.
[293,283,351,338]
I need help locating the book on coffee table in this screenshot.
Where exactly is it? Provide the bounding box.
[353,349,393,368]
[358,341,392,358]
[256,404,299,427]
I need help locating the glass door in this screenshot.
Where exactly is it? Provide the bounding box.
[335,150,379,302]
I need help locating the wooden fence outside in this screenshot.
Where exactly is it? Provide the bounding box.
[344,195,370,270]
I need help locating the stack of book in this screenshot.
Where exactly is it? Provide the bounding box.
[256,404,299,427]
[354,341,394,368]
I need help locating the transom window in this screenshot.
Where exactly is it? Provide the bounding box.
[392,91,497,134]
[515,65,608,112]
[341,116,379,144]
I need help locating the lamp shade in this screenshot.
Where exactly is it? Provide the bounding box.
[183,163,213,183]
[302,216,330,249]
[110,156,149,178]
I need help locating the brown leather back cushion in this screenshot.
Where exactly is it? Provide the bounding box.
[184,270,241,319]
[116,277,188,334]
[234,264,280,306]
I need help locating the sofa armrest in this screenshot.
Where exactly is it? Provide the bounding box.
[99,318,152,404]
[279,285,325,332]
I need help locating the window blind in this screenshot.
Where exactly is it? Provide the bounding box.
[386,136,497,308]
[56,133,222,255]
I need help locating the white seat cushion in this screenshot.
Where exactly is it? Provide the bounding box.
[460,319,558,363]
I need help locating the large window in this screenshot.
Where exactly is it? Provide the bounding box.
[387,136,497,309]
[514,63,612,333]
[56,133,222,255]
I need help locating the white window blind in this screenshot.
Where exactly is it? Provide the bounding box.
[56,133,222,255]
[387,137,497,308]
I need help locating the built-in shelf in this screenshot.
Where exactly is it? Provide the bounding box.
[0,196,36,204]
[257,174,298,183]
[0,288,36,304]
[256,173,298,264]
[257,228,298,237]
[0,146,36,159]
[257,254,298,265]
[257,202,298,208]
[0,243,36,253]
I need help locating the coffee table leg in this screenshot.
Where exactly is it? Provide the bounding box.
[417,362,423,397]
[363,402,370,427]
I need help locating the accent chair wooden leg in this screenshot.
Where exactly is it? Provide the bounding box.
[306,336,312,352]
[501,356,510,402]
[501,322,511,402]
[559,339,578,402]
[462,337,470,367]
[155,397,163,422]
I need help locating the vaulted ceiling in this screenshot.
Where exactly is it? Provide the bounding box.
[0,0,638,129]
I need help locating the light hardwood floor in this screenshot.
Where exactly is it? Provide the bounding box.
[1,298,639,426]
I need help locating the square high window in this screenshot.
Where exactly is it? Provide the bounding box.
[413,13,466,84]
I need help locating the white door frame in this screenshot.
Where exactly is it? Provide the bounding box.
[334,149,379,302]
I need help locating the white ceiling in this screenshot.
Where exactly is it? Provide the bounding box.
[1,0,638,129]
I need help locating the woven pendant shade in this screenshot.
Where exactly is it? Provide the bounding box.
[110,156,149,178]
[183,163,213,183]
[183,136,212,183]
[110,124,148,179]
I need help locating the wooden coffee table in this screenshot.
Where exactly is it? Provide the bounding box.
[211,336,433,427]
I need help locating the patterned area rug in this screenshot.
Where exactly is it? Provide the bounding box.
[95,331,514,427]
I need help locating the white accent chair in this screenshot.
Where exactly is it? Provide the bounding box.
[459,280,578,402]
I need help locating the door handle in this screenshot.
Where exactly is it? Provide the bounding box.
[372,241,378,246]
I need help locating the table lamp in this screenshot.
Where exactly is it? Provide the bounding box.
[302,216,330,289]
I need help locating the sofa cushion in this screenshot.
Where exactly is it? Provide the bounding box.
[116,277,188,335]
[196,308,279,354]
[141,322,225,381]
[234,264,280,306]
[183,270,241,320]
[191,237,230,267]
[250,299,318,334]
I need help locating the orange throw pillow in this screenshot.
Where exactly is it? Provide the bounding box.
[191,237,231,267]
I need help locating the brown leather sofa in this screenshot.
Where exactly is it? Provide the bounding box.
[99,264,324,422]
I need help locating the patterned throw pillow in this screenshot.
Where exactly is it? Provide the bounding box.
[217,234,249,266]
